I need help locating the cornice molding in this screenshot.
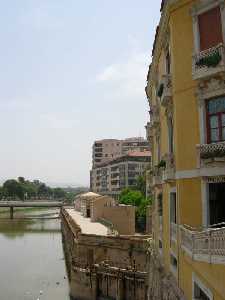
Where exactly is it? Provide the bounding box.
[147,0,179,88]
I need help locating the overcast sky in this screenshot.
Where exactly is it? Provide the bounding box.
[0,1,161,187]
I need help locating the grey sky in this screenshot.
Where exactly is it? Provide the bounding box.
[0,1,161,186]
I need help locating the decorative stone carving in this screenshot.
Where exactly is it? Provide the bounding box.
[203,176,225,183]
[165,98,173,120]
[155,123,161,141]
[196,74,225,103]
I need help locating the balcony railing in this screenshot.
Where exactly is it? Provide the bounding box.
[152,168,163,186]
[150,105,160,127]
[162,153,175,182]
[196,141,225,168]
[192,43,225,80]
[171,222,178,242]
[145,122,154,142]
[180,225,225,264]
[157,74,172,107]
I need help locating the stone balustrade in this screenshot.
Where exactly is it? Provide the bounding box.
[150,105,160,127]
[145,122,154,142]
[192,43,225,80]
[196,141,225,167]
[162,153,175,182]
[158,74,172,107]
[152,167,163,187]
[180,225,225,264]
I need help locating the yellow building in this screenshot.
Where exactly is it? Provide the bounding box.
[146,0,225,299]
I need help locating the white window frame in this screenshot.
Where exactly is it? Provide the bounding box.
[192,273,213,300]
[198,87,225,145]
[191,0,225,54]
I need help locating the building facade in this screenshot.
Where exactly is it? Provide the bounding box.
[146,1,225,299]
[90,152,151,198]
[92,137,150,168]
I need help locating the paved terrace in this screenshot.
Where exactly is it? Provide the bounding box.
[66,209,108,236]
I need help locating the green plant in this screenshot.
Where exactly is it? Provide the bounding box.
[196,50,222,68]
[157,160,166,169]
[157,83,164,98]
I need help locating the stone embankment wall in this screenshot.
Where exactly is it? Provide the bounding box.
[61,209,185,300]
[61,208,149,300]
[147,243,186,300]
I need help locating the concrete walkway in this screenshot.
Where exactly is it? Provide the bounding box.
[66,209,108,236]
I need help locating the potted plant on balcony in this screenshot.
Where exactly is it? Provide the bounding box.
[157,160,166,170]
[196,49,222,68]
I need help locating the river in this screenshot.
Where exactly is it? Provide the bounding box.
[0,208,70,300]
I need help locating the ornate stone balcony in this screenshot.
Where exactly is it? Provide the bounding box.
[192,43,225,80]
[180,225,225,264]
[196,141,225,168]
[150,105,160,128]
[157,74,172,107]
[162,153,175,182]
[145,122,154,142]
[152,167,163,187]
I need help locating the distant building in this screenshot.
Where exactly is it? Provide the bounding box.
[92,139,122,168]
[92,137,150,168]
[121,137,150,155]
[90,151,151,198]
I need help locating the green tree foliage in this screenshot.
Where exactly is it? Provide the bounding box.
[3,179,24,200]
[119,188,152,218]
[120,189,144,207]
[135,175,146,196]
[53,188,66,199]
[119,173,152,223]
[0,177,79,201]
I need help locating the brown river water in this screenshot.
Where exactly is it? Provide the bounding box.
[0,208,70,300]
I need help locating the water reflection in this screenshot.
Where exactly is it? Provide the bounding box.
[0,208,70,300]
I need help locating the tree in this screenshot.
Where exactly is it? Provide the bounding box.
[0,187,5,200]
[119,189,144,207]
[135,175,146,196]
[3,179,24,200]
[53,188,66,199]
[18,177,25,184]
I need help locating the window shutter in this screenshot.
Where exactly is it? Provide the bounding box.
[198,7,223,51]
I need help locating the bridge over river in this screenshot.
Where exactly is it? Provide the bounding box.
[0,201,63,219]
